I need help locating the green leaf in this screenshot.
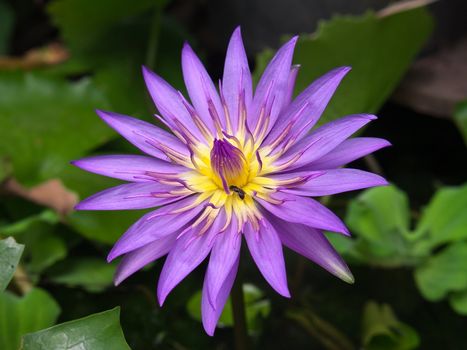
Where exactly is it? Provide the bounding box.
[0,156,12,182]
[0,288,60,350]
[0,237,24,291]
[362,301,419,350]
[48,258,116,293]
[254,6,433,124]
[0,72,112,186]
[187,283,271,333]
[343,185,419,267]
[47,0,186,115]
[21,231,67,275]
[21,307,130,350]
[415,183,467,249]
[0,210,59,237]
[93,60,148,116]
[62,166,147,244]
[414,242,467,301]
[449,290,467,315]
[48,0,160,53]
[454,100,467,145]
[69,210,144,245]
[0,210,66,275]
[91,17,187,115]
[347,186,411,242]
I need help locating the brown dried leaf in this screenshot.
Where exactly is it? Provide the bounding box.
[0,43,69,70]
[4,178,78,215]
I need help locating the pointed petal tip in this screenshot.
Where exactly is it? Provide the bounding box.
[203,323,215,337]
[157,279,171,307]
[279,35,299,51]
[334,225,351,236]
[73,202,84,211]
[141,65,150,77]
[327,66,351,78]
[113,277,122,287]
[107,251,116,263]
[141,65,161,85]
[157,290,167,307]
[289,35,299,45]
[382,139,392,147]
[280,288,291,298]
[340,66,352,73]
[281,36,298,51]
[228,25,245,48]
[141,64,153,75]
[182,41,193,54]
[339,269,355,284]
[94,108,106,116]
[142,66,159,85]
[95,109,116,124]
[70,159,83,169]
[379,178,390,186]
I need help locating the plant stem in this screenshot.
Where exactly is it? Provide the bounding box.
[13,264,32,295]
[231,272,249,350]
[364,154,384,175]
[145,4,163,70]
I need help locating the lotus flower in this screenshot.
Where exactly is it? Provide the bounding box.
[72,27,389,335]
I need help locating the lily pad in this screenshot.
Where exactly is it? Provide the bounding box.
[21,307,129,350]
[0,237,24,291]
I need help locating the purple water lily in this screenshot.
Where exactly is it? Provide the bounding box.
[72,27,389,335]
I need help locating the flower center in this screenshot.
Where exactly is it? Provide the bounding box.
[210,138,249,193]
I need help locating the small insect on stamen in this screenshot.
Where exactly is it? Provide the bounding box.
[229,185,245,200]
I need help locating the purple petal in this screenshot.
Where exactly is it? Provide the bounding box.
[96,110,189,161]
[71,155,188,182]
[206,215,241,307]
[222,27,253,133]
[202,256,239,336]
[299,137,391,170]
[267,170,325,185]
[142,66,204,141]
[264,67,351,148]
[182,43,226,131]
[275,114,376,172]
[257,192,349,235]
[282,64,300,109]
[267,214,354,283]
[107,195,204,261]
[157,211,224,305]
[75,182,188,210]
[250,36,298,135]
[244,220,290,297]
[282,169,388,197]
[114,234,177,285]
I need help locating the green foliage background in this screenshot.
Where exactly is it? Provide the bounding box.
[0,0,465,349]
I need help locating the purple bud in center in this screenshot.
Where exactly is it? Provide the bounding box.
[210,139,248,193]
